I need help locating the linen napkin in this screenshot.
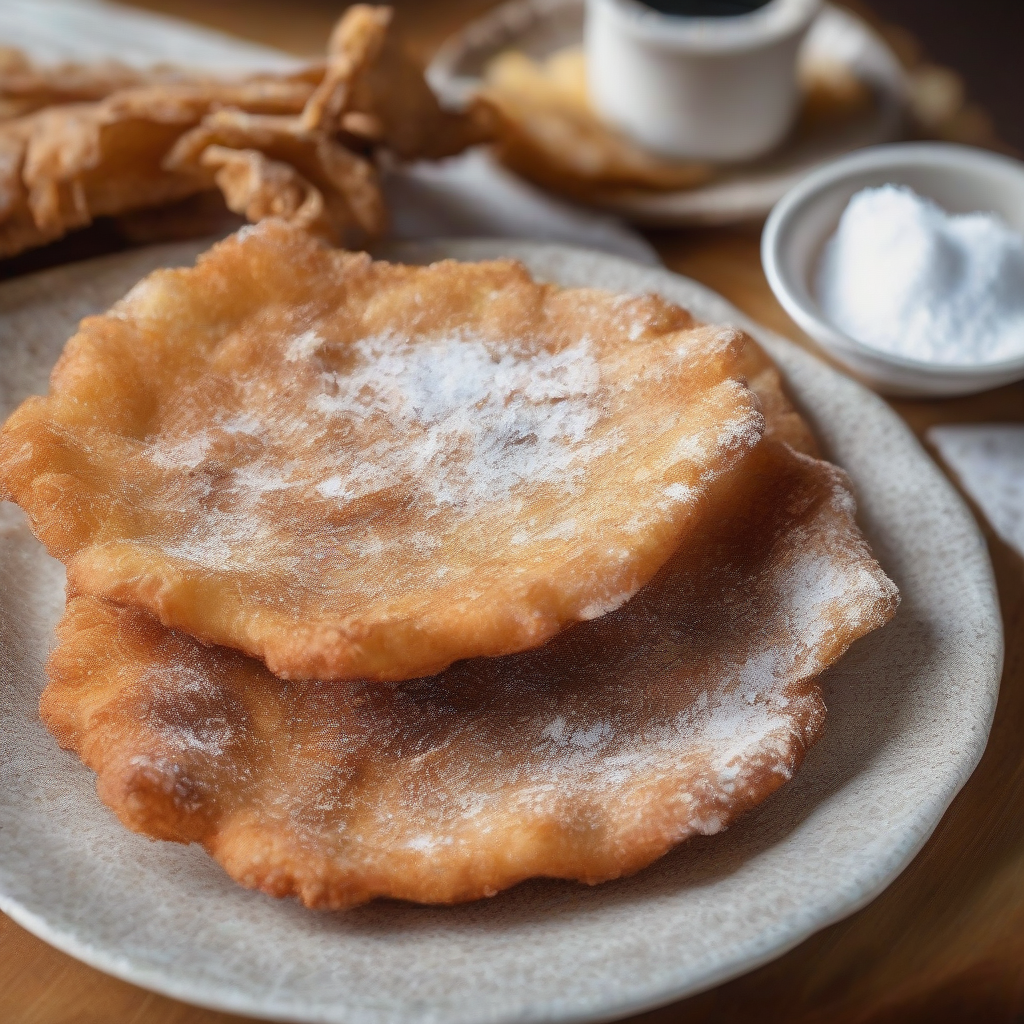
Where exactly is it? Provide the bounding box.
[928,425,1024,562]
[0,0,658,266]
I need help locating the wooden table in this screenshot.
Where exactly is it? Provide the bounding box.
[2,4,1023,1022]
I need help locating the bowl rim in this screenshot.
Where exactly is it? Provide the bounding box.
[587,0,820,52]
[761,141,1024,380]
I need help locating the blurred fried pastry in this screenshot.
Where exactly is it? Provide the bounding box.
[300,4,392,137]
[0,52,151,121]
[165,109,385,243]
[480,48,712,196]
[480,46,873,198]
[0,46,322,121]
[196,146,335,240]
[326,6,494,161]
[0,77,324,258]
[0,219,766,681]
[0,5,487,258]
[42,436,898,909]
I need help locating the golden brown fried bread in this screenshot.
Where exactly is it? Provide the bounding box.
[42,436,898,909]
[738,333,819,457]
[0,76,327,258]
[0,218,767,681]
[164,110,384,243]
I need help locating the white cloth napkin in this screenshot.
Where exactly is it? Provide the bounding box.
[928,425,1024,561]
[0,0,658,266]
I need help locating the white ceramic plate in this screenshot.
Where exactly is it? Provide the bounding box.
[0,239,1002,1024]
[429,0,907,225]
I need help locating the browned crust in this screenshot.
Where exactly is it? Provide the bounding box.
[41,434,897,909]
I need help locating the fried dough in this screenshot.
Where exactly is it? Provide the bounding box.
[0,52,154,121]
[480,48,712,196]
[0,76,325,258]
[323,6,494,161]
[0,5,489,258]
[0,46,323,121]
[164,109,385,243]
[42,435,898,909]
[479,46,873,198]
[0,218,767,681]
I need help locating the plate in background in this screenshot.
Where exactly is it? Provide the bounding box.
[429,0,907,225]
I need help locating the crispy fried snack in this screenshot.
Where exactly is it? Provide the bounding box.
[0,5,488,257]
[0,47,319,121]
[0,76,323,258]
[163,5,489,243]
[479,46,873,198]
[0,219,766,682]
[299,5,393,138]
[42,434,898,909]
[197,146,335,239]
[164,109,385,243]
[304,4,493,160]
[0,49,157,121]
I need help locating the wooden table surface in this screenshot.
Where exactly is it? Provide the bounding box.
[2,3,1023,1023]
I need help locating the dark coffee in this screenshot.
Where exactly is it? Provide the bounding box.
[638,0,772,15]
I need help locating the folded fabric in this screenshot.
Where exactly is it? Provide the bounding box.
[928,425,1024,561]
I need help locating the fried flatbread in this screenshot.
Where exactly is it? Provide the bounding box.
[0,218,767,681]
[41,435,898,909]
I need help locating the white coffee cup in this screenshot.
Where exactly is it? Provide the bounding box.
[585,0,821,162]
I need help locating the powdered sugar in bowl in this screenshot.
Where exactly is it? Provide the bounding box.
[762,142,1024,397]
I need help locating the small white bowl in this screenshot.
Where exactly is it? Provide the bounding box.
[586,0,820,162]
[762,142,1024,397]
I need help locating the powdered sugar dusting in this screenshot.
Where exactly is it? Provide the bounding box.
[141,327,635,579]
[256,445,887,852]
[309,330,613,507]
[135,659,240,761]
[137,312,758,601]
[285,329,324,362]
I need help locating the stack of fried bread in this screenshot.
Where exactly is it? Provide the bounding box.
[0,219,898,910]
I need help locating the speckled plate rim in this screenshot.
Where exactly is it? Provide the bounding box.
[428,0,907,225]
[0,238,1003,1024]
